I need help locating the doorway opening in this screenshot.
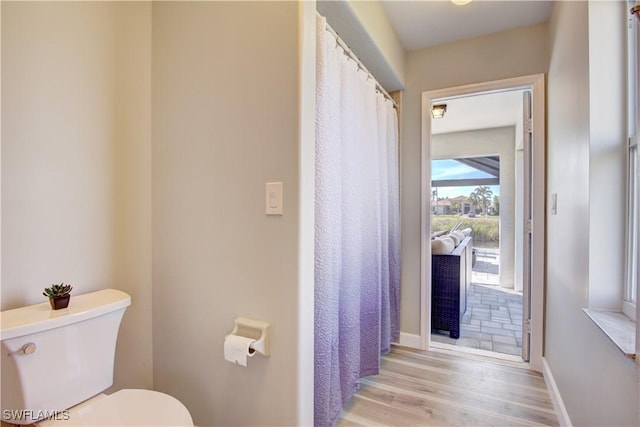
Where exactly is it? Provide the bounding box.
[429,152,525,359]
[420,75,545,370]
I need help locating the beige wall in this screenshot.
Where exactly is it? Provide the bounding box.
[316,0,405,91]
[347,0,405,89]
[545,1,639,425]
[587,0,626,309]
[151,2,311,425]
[1,2,153,391]
[400,23,547,334]
[3,2,313,425]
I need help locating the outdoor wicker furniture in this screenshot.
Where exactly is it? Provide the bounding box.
[431,236,473,339]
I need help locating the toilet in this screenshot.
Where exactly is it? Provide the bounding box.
[1,289,193,426]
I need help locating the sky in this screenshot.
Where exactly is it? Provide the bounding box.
[431,159,500,200]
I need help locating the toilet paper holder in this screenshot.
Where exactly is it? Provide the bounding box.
[228,317,270,356]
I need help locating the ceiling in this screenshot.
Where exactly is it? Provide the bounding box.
[380,0,553,51]
[377,1,541,135]
[319,1,548,135]
[431,90,524,135]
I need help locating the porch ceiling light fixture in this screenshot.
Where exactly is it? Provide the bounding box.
[432,104,447,119]
[451,0,472,6]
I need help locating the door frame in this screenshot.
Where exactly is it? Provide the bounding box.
[420,74,545,371]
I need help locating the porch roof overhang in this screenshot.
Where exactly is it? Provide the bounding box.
[432,156,500,187]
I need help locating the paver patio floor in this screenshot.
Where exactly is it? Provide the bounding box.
[432,247,524,357]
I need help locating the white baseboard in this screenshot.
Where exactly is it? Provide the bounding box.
[542,357,572,427]
[396,332,422,349]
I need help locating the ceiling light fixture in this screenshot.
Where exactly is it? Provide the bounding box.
[432,104,447,119]
[451,0,472,6]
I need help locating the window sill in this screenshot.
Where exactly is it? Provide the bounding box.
[583,309,636,360]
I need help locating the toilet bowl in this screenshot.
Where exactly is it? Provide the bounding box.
[1,289,193,426]
[37,390,193,427]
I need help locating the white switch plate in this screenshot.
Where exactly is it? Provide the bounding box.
[265,182,283,215]
[551,193,558,215]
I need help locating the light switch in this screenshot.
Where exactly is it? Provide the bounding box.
[265,182,283,215]
[551,193,558,215]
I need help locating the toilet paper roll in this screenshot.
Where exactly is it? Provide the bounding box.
[224,335,256,367]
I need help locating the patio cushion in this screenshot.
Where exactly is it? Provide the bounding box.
[432,236,455,254]
[452,231,466,244]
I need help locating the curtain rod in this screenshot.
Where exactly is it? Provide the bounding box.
[319,14,398,109]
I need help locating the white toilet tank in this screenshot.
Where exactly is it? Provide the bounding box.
[1,289,131,425]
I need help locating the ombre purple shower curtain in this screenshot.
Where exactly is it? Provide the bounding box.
[314,14,400,427]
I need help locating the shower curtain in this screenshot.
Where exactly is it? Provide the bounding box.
[314,14,400,427]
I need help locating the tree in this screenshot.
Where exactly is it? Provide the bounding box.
[451,200,462,214]
[493,195,500,215]
[432,189,438,214]
[468,191,480,214]
[473,185,494,217]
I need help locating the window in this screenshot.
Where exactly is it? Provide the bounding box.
[625,0,640,319]
[584,1,639,358]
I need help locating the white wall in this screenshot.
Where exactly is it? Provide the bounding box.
[151,2,312,425]
[546,1,639,425]
[1,1,153,391]
[432,127,516,289]
[401,23,547,334]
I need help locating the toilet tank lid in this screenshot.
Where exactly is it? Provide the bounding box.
[1,289,131,340]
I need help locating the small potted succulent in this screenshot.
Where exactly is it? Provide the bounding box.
[43,283,73,310]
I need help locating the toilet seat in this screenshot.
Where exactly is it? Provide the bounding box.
[37,389,193,426]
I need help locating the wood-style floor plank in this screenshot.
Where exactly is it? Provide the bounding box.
[339,346,559,427]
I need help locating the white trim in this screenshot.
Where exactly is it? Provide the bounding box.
[542,357,572,427]
[637,298,640,363]
[296,2,316,425]
[583,308,636,358]
[420,93,432,352]
[420,74,546,372]
[529,74,546,373]
[397,332,423,349]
